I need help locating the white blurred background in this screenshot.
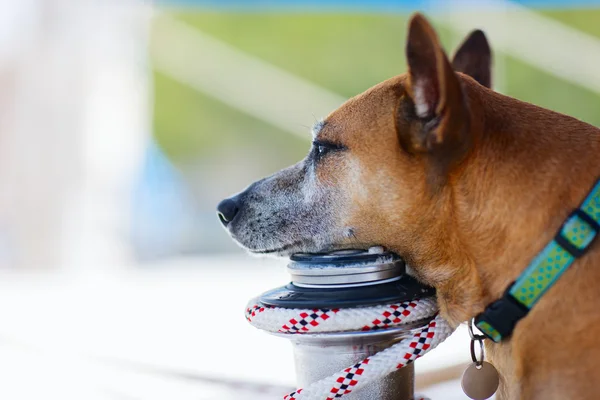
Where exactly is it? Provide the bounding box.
[0,0,599,398]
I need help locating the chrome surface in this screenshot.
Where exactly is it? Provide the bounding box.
[287,249,405,286]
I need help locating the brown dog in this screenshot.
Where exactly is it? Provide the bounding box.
[218,13,600,400]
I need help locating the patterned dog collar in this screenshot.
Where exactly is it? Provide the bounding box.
[475,179,600,342]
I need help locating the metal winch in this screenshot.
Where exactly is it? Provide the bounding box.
[257,248,436,400]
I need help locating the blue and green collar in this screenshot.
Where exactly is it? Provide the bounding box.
[475,179,600,342]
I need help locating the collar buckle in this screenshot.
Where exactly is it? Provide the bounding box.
[474,284,529,343]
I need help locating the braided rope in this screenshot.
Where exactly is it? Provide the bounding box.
[245,297,454,400]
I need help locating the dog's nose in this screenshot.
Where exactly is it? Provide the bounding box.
[217,197,240,227]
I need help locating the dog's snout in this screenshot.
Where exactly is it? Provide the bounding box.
[217,197,240,227]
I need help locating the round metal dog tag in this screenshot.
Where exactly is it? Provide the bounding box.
[461,361,499,400]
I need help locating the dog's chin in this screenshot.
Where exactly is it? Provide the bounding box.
[248,243,306,257]
[246,242,324,258]
[245,241,372,258]
[231,229,374,258]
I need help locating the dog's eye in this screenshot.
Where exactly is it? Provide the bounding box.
[311,140,344,163]
[312,142,332,161]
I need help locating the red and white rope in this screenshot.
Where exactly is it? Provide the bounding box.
[245,297,454,400]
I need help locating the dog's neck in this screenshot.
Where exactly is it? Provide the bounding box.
[462,85,600,303]
[402,80,600,327]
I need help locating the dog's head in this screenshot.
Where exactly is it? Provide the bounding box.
[218,15,492,320]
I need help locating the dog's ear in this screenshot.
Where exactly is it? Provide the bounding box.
[452,30,492,88]
[399,13,471,179]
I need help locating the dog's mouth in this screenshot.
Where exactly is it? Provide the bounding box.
[228,212,374,258]
[250,240,380,258]
[252,241,305,255]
